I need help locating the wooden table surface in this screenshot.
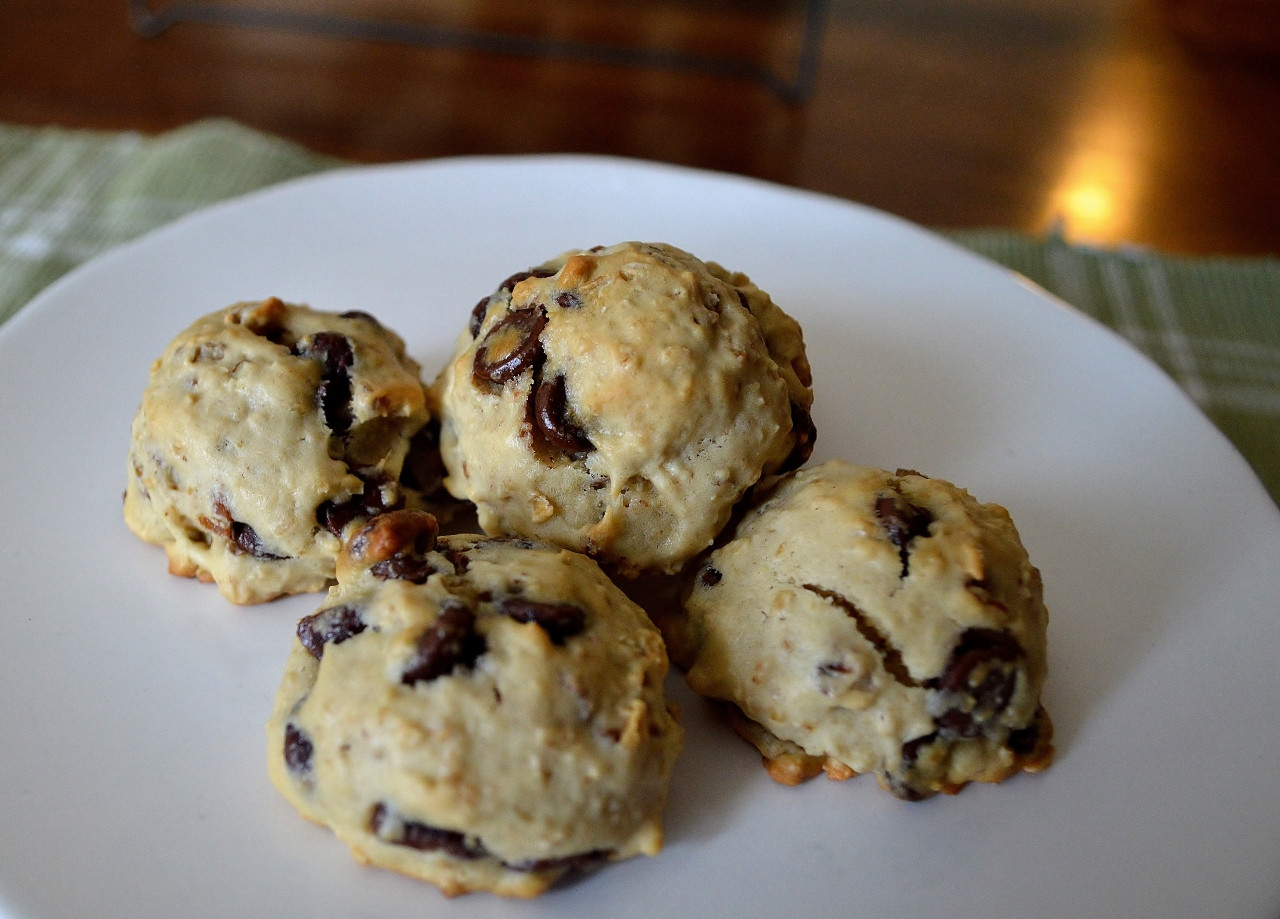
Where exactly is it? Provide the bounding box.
[2,0,1278,256]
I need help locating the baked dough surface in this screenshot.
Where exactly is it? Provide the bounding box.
[124,298,432,603]
[678,461,1053,799]
[267,511,684,897]
[433,241,814,576]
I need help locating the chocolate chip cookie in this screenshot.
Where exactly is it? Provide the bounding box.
[677,461,1053,800]
[266,510,684,897]
[123,298,436,604]
[432,241,815,576]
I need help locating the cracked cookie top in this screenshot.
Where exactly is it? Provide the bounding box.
[123,298,436,604]
[267,510,684,897]
[676,460,1053,800]
[431,241,815,576]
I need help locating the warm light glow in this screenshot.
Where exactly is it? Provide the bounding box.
[1042,63,1151,245]
[1058,180,1116,228]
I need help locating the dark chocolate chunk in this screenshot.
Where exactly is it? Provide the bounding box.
[885,732,942,801]
[472,307,547,384]
[874,491,933,577]
[399,421,446,496]
[468,297,492,338]
[401,599,485,685]
[499,267,557,293]
[296,331,355,435]
[316,473,403,537]
[532,374,593,454]
[370,552,438,584]
[339,310,382,326]
[202,499,285,559]
[500,597,586,645]
[507,850,610,874]
[296,604,367,659]
[1006,708,1045,757]
[230,520,285,560]
[283,722,314,775]
[900,731,938,767]
[368,803,484,860]
[928,628,1023,738]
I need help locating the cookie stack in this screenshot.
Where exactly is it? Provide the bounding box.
[123,241,1052,898]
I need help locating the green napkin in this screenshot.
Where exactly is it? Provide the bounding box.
[947,228,1280,505]
[2,119,1276,504]
[0,119,339,327]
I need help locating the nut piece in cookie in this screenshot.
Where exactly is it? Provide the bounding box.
[677,461,1053,801]
[123,299,437,604]
[432,241,815,576]
[267,510,684,897]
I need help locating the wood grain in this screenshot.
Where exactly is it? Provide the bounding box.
[2,0,1277,254]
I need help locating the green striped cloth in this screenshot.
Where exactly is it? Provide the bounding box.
[2,119,1277,504]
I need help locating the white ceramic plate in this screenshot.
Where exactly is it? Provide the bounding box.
[1,156,1277,919]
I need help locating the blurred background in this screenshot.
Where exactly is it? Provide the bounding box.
[2,0,1278,255]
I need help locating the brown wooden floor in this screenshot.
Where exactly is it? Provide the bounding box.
[2,0,1279,255]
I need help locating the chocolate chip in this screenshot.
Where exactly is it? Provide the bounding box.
[698,566,723,588]
[297,604,367,658]
[202,499,285,559]
[499,267,556,293]
[468,296,492,338]
[500,597,586,645]
[283,722,314,775]
[316,473,403,537]
[369,803,484,860]
[472,307,547,384]
[370,553,437,584]
[554,290,582,309]
[532,374,593,454]
[928,628,1023,738]
[900,731,938,767]
[883,776,931,802]
[230,520,285,560]
[401,599,485,685]
[935,628,1021,693]
[315,498,359,537]
[885,732,941,801]
[339,310,382,326]
[299,331,353,370]
[1006,709,1045,756]
[399,422,445,496]
[508,850,610,874]
[296,331,355,435]
[875,492,933,577]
